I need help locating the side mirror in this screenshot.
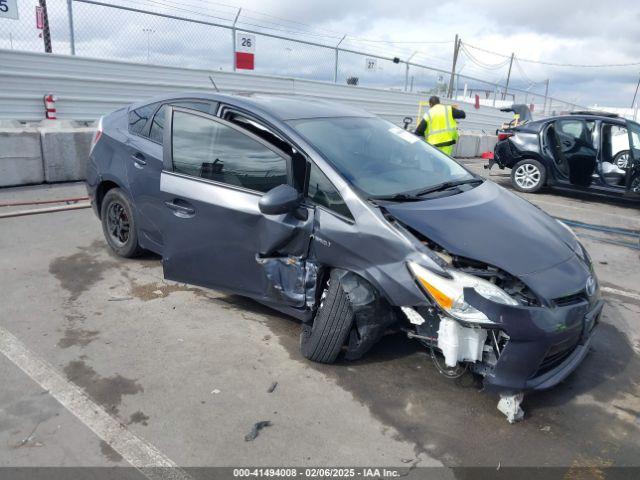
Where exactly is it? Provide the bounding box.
[259,184,302,215]
[402,116,413,130]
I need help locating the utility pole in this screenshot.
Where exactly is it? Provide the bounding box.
[39,0,52,53]
[232,8,241,71]
[630,73,640,109]
[447,34,460,99]
[404,51,417,92]
[502,53,514,100]
[67,0,76,55]
[543,78,550,115]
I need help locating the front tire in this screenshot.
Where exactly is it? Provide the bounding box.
[300,270,354,364]
[100,188,142,258]
[511,159,546,193]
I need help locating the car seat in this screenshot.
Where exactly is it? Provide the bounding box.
[601,161,626,186]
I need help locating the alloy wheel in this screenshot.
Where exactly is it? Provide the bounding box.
[616,152,629,169]
[106,201,130,246]
[514,163,541,190]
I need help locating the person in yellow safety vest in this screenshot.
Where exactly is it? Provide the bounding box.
[414,96,466,156]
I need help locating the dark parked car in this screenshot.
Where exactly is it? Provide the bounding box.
[87,93,603,422]
[489,111,640,198]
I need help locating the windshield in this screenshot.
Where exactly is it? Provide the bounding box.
[287,117,475,198]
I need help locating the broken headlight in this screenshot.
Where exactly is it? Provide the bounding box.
[408,262,518,325]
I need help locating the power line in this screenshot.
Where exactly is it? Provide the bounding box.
[463,41,640,68]
[124,0,455,49]
[459,43,510,70]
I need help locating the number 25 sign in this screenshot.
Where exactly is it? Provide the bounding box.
[0,0,19,20]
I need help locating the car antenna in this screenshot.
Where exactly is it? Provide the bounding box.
[208,75,220,92]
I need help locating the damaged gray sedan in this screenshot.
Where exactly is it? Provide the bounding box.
[86,93,603,422]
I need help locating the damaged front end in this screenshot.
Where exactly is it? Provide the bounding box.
[400,238,603,423]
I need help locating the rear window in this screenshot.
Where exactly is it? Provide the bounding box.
[128,103,158,136]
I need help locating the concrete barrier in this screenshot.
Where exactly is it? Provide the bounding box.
[478,135,498,155]
[0,128,44,187]
[40,126,95,183]
[0,122,495,186]
[454,134,481,158]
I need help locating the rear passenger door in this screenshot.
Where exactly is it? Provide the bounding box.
[159,107,315,304]
[553,119,597,188]
[125,100,215,253]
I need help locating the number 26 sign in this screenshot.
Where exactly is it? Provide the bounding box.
[235,32,255,70]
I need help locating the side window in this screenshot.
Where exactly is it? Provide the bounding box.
[149,102,212,144]
[307,162,352,219]
[558,120,585,140]
[226,112,294,156]
[171,110,288,193]
[128,103,158,136]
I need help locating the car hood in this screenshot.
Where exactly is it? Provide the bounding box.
[384,181,578,278]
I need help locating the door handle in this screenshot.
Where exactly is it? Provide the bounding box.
[164,200,195,218]
[131,152,147,167]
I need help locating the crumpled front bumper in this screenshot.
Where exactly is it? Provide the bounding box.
[464,288,603,393]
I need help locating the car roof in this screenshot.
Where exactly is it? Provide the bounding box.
[544,113,628,125]
[129,92,375,121]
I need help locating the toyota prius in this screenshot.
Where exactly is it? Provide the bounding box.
[86,93,603,422]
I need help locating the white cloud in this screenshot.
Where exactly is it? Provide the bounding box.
[2,0,639,106]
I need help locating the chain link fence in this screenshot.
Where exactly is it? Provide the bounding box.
[0,0,584,115]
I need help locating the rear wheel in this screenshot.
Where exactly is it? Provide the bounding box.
[614,150,630,169]
[511,159,546,193]
[300,269,354,364]
[100,188,142,258]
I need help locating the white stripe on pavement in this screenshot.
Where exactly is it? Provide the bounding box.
[0,326,191,480]
[601,286,640,302]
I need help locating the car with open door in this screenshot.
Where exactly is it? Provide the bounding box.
[87,93,603,422]
[489,111,640,199]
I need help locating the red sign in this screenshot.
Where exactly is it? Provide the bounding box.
[235,32,255,70]
[36,6,44,30]
[235,52,254,70]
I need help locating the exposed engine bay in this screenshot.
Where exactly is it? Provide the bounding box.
[399,227,538,422]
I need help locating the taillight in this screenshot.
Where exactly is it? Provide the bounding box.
[90,117,103,153]
[497,132,514,141]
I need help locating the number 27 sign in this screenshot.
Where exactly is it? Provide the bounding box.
[0,0,20,20]
[235,32,256,70]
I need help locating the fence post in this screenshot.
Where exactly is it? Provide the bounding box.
[232,8,241,71]
[334,35,346,83]
[67,0,76,55]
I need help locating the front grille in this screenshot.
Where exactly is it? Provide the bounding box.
[553,290,588,307]
[532,335,581,377]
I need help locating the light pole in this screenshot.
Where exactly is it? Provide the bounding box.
[142,28,155,63]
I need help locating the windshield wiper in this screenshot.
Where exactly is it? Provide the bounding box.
[370,178,484,202]
[412,178,483,197]
[370,193,423,202]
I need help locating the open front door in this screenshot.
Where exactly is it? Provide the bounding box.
[553,119,597,187]
[159,106,314,307]
[625,121,640,195]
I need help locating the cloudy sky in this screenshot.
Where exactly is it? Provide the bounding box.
[2,0,639,107]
